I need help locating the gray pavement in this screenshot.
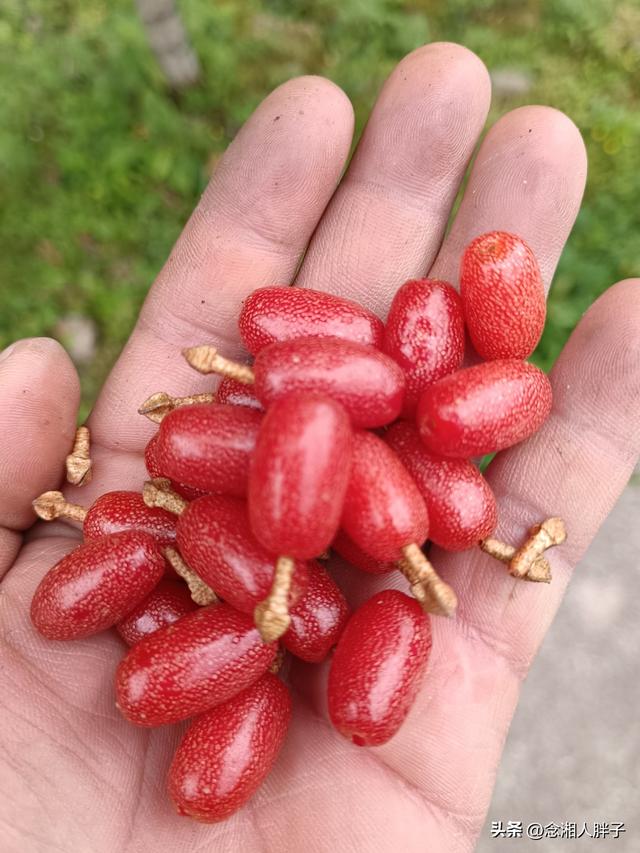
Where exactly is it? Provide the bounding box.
[477,479,640,852]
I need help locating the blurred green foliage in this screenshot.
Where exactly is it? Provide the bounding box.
[0,0,638,413]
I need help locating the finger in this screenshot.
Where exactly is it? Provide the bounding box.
[90,76,354,453]
[429,105,587,290]
[0,339,80,576]
[295,42,491,315]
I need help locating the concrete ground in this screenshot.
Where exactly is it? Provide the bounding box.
[476,479,639,852]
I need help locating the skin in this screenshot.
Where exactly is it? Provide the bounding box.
[0,41,638,853]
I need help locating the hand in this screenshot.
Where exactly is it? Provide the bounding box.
[1,43,637,853]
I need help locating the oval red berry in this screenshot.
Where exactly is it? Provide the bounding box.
[116,579,197,646]
[83,490,177,548]
[215,377,262,410]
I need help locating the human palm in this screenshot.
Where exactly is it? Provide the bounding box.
[2,43,639,853]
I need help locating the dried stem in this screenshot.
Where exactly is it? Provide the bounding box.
[32,490,87,524]
[254,556,295,642]
[509,517,567,579]
[164,547,217,606]
[183,345,255,384]
[399,544,458,617]
[480,537,552,584]
[269,646,286,674]
[138,391,215,424]
[66,425,92,486]
[142,479,188,516]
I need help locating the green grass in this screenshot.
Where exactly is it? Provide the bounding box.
[1,0,638,414]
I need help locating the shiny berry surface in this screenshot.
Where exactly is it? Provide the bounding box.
[177,495,309,613]
[328,590,432,746]
[332,530,396,575]
[282,561,349,663]
[386,421,497,550]
[340,431,429,562]
[31,531,165,640]
[156,403,262,497]
[168,674,291,822]
[115,603,275,726]
[249,394,353,558]
[253,336,405,428]
[383,278,464,417]
[215,377,262,410]
[239,285,384,354]
[84,490,177,548]
[145,432,207,502]
[417,359,553,458]
[116,580,198,646]
[460,231,546,360]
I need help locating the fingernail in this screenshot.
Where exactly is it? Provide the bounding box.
[0,343,17,364]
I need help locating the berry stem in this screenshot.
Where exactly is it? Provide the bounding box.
[509,517,566,579]
[183,346,255,384]
[32,490,88,524]
[269,645,286,674]
[138,391,215,423]
[65,425,92,486]
[254,556,294,643]
[399,544,458,617]
[164,547,218,606]
[142,479,188,516]
[480,537,551,583]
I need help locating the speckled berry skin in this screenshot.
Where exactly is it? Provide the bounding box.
[332,530,396,575]
[417,359,553,458]
[253,336,405,428]
[383,278,465,417]
[215,377,262,410]
[168,674,291,823]
[386,421,497,551]
[83,490,177,548]
[176,495,309,614]
[340,431,429,563]
[239,286,384,354]
[31,531,165,640]
[116,580,197,646]
[144,433,206,502]
[115,603,276,726]
[248,393,353,559]
[328,590,432,746]
[156,403,262,497]
[282,561,349,663]
[460,231,546,360]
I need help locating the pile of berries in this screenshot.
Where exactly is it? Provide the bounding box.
[30,231,566,823]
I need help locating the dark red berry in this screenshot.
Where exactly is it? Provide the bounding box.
[332,530,396,575]
[383,278,464,417]
[239,285,384,354]
[417,359,553,458]
[145,433,207,502]
[216,377,262,410]
[328,590,432,746]
[248,394,353,559]
[116,580,197,646]
[115,603,275,726]
[168,674,291,822]
[83,490,177,548]
[460,231,546,360]
[31,531,165,640]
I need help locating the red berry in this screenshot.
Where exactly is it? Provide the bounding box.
[116,580,197,646]
[332,530,396,575]
[168,674,291,822]
[386,421,497,550]
[417,359,553,458]
[340,431,428,563]
[248,394,353,559]
[460,231,546,360]
[328,590,432,746]
[383,278,464,417]
[31,531,165,640]
[176,495,309,614]
[83,490,177,548]
[215,377,262,410]
[253,336,405,428]
[282,561,349,663]
[156,403,262,497]
[145,433,207,502]
[115,603,275,726]
[239,285,384,354]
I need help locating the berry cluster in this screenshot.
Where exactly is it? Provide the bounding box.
[30,231,566,823]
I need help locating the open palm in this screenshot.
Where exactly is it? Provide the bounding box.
[1,43,639,853]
